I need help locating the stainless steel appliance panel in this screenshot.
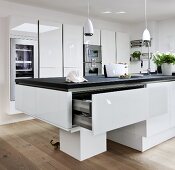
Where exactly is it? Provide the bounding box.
[84,44,102,63]
[83,44,102,76]
[10,38,38,101]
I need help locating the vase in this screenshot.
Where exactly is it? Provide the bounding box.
[161,63,173,75]
[157,66,162,74]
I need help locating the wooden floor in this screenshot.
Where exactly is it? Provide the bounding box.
[0,120,175,170]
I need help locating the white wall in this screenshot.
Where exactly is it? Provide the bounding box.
[129,18,175,73]
[156,18,175,72]
[0,17,31,125]
[0,0,131,125]
[158,18,175,53]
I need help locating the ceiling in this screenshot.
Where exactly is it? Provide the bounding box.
[3,0,175,23]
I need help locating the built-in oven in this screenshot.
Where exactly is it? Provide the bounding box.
[83,44,102,76]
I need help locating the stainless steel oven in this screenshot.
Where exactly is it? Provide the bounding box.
[83,44,102,76]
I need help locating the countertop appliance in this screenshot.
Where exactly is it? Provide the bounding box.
[10,38,38,101]
[83,44,102,76]
[104,63,128,77]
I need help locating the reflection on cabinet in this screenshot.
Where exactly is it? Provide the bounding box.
[101,30,116,68]
[84,29,100,45]
[40,23,62,78]
[116,32,130,64]
[63,24,83,76]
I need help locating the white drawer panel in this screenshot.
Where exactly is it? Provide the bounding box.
[16,85,37,116]
[92,88,149,135]
[16,85,72,130]
[36,88,72,129]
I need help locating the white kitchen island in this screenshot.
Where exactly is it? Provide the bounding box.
[15,75,175,161]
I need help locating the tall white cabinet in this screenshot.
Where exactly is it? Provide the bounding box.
[63,24,83,76]
[39,22,63,78]
[101,30,116,71]
[84,29,100,45]
[116,32,130,64]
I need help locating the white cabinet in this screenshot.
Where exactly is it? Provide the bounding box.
[146,82,171,136]
[63,24,83,76]
[36,88,72,129]
[116,32,130,64]
[84,29,100,45]
[64,67,81,77]
[16,85,72,129]
[147,82,170,118]
[170,82,175,127]
[16,84,149,135]
[15,85,37,117]
[40,22,63,78]
[92,88,149,135]
[101,30,116,69]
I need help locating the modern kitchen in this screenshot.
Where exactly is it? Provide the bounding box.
[0,0,175,169]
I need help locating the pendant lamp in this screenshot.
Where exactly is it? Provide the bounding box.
[84,0,94,36]
[142,0,150,41]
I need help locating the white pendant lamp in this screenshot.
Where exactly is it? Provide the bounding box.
[142,0,151,41]
[84,0,94,36]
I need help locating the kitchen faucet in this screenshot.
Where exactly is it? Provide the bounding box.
[145,40,151,74]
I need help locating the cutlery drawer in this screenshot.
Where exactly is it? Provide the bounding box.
[73,99,92,115]
[72,87,149,135]
[73,113,92,130]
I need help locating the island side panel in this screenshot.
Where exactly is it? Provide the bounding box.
[107,82,175,152]
[15,84,72,130]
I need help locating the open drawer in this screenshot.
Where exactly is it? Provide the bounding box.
[73,87,149,135]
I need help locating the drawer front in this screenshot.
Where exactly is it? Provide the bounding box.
[92,88,149,135]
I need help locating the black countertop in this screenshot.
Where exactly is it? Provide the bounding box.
[15,74,175,92]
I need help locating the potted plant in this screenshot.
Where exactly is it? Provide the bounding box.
[132,51,141,60]
[153,52,163,73]
[153,52,175,75]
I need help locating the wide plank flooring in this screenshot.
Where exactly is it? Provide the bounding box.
[0,119,175,170]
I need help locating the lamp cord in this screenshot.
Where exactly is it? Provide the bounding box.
[145,0,148,29]
[88,0,90,18]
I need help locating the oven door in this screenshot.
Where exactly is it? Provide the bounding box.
[84,45,102,63]
[84,63,102,76]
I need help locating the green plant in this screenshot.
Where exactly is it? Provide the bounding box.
[132,51,141,59]
[153,52,175,66]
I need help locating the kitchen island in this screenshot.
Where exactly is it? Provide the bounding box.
[15,75,175,161]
